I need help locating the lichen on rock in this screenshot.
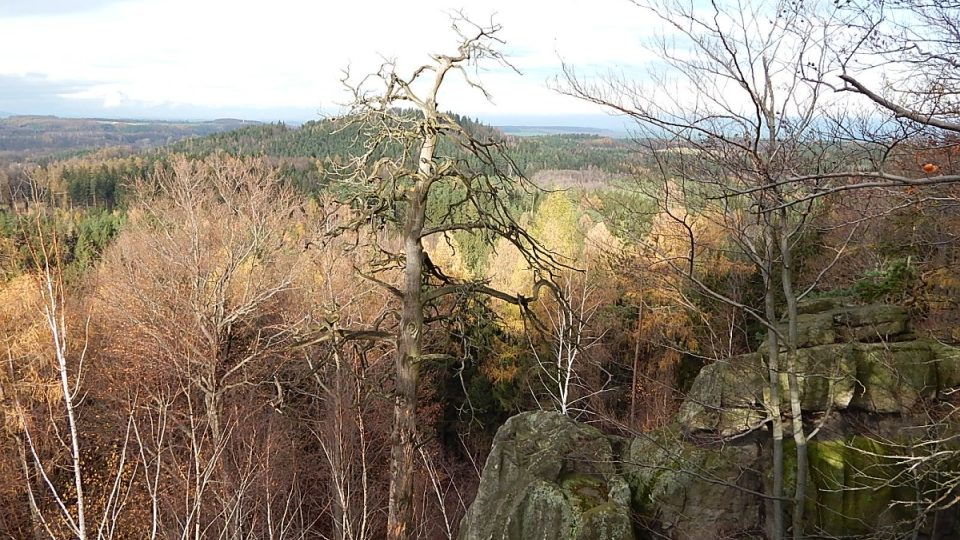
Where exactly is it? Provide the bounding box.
[458,411,635,540]
[463,300,960,539]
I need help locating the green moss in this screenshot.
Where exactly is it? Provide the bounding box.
[560,472,609,513]
[578,503,634,540]
[807,440,846,532]
[778,437,923,536]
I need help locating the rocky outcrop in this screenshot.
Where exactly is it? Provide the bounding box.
[463,300,960,539]
[624,429,766,538]
[679,299,958,436]
[644,299,960,538]
[459,411,635,540]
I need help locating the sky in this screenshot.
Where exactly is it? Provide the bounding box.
[0,0,662,128]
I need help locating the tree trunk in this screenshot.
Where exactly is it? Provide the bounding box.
[44,277,87,540]
[15,436,47,540]
[386,226,423,540]
[764,230,785,540]
[386,125,433,540]
[630,279,644,425]
[780,223,808,540]
[331,355,348,540]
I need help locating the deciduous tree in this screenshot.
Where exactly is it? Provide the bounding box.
[332,18,562,539]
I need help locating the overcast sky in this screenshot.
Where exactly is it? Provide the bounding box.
[0,0,662,127]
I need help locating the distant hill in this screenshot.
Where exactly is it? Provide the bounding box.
[0,115,258,159]
[497,125,624,137]
[169,117,638,176]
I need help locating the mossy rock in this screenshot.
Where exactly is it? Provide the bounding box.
[772,344,858,412]
[678,354,766,436]
[624,429,763,539]
[459,411,634,540]
[933,342,960,391]
[773,311,838,348]
[769,302,910,351]
[776,437,924,537]
[796,296,853,315]
[850,341,937,413]
[507,480,577,540]
[834,303,910,343]
[578,502,635,540]
[677,362,723,434]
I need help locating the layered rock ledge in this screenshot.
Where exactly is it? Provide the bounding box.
[461,299,960,539]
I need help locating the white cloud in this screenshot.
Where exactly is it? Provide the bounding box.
[0,0,662,118]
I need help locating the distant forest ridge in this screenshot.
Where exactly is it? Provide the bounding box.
[0,115,640,182]
[0,114,637,164]
[497,125,626,137]
[0,115,258,159]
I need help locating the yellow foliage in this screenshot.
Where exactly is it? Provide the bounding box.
[426,236,472,281]
[584,221,620,259]
[0,275,63,426]
[531,192,581,260]
[480,340,525,384]
[485,237,531,332]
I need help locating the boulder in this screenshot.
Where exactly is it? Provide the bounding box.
[458,411,634,540]
[769,302,910,350]
[624,429,764,539]
[795,296,850,315]
[776,343,858,412]
[834,303,910,343]
[678,344,859,436]
[677,353,765,437]
[775,311,838,348]
[464,300,960,539]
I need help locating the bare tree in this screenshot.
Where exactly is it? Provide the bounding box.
[331,18,562,539]
[530,265,605,417]
[837,0,960,135]
[90,154,311,539]
[560,1,874,537]
[0,209,138,540]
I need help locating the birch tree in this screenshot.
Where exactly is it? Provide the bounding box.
[562,1,855,537]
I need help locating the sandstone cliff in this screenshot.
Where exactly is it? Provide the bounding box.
[461,299,960,539]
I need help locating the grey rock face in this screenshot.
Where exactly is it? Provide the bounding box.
[464,301,960,539]
[458,411,635,540]
[679,302,957,435]
[624,431,764,539]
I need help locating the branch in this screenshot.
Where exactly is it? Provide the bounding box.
[422,278,557,305]
[355,267,404,299]
[769,172,960,211]
[840,73,960,133]
[419,221,487,239]
[291,327,394,349]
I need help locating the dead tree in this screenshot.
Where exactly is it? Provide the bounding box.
[331,18,562,540]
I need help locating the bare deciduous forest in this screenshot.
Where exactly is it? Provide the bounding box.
[2,1,960,539]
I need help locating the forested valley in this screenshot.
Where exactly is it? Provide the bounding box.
[2,1,960,539]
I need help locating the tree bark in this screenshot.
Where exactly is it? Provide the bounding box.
[386,122,433,540]
[779,219,808,540]
[763,228,785,540]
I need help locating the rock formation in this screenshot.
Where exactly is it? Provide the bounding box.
[461,299,960,539]
[459,411,635,540]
